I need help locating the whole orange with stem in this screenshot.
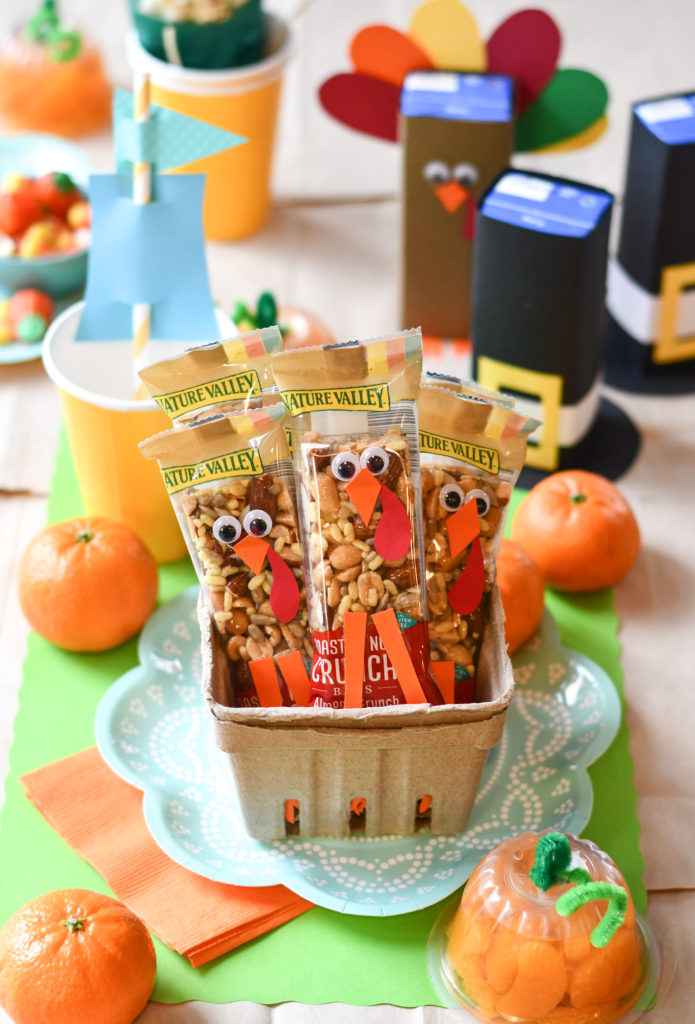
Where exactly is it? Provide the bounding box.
[0,888,157,1024]
[511,471,641,592]
[496,538,546,654]
[18,516,159,651]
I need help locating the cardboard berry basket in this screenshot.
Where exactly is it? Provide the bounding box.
[199,586,514,841]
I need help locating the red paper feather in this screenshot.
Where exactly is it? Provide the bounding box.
[486,8,561,113]
[318,73,402,142]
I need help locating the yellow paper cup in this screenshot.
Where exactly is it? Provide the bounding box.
[42,302,234,563]
[127,15,293,241]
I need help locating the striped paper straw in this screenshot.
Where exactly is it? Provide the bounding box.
[132,72,151,385]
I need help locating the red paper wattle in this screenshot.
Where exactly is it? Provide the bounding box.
[462,200,476,240]
[374,483,412,560]
[447,535,485,615]
[266,546,300,623]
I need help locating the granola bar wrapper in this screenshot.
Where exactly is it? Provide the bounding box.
[139,404,311,708]
[137,326,283,426]
[273,330,442,709]
[418,375,539,702]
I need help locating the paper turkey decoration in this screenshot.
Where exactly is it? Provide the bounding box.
[319,1,609,153]
[320,1,609,342]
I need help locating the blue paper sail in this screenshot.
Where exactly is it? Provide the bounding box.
[76,173,220,342]
[113,88,246,173]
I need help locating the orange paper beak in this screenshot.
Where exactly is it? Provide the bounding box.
[447,499,480,557]
[434,180,471,214]
[346,466,381,526]
[233,534,269,575]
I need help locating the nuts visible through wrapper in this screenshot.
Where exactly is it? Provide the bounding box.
[185,472,309,704]
[302,429,424,632]
[139,404,308,708]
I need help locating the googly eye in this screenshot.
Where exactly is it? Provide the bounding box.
[212,515,242,546]
[452,162,479,188]
[243,509,273,538]
[467,488,491,517]
[331,451,360,482]
[439,483,465,512]
[423,160,451,186]
[360,445,390,476]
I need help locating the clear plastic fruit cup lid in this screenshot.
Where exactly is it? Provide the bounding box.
[427,831,660,1023]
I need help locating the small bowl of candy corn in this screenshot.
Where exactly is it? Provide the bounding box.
[0,133,92,302]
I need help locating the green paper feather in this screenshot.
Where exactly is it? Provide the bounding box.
[515,68,609,152]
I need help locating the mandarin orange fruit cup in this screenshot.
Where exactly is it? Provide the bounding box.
[427,831,659,1024]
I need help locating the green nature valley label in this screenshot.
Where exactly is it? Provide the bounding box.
[281,384,391,417]
[419,429,500,474]
[155,370,261,418]
[161,446,264,494]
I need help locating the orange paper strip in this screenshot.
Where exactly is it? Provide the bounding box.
[447,497,480,556]
[277,649,311,707]
[249,657,284,707]
[372,609,427,704]
[284,799,300,824]
[345,466,381,527]
[343,611,368,709]
[431,660,455,704]
[233,534,268,575]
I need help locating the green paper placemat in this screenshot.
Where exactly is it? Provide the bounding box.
[0,427,644,1007]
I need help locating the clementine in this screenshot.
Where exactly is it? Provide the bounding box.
[0,888,156,1024]
[496,539,546,655]
[18,516,159,651]
[511,471,641,592]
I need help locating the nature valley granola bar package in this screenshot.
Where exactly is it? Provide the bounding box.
[139,404,311,709]
[418,376,539,701]
[137,326,283,426]
[273,330,442,710]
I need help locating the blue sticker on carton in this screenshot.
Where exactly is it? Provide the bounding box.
[481,172,613,238]
[401,71,513,123]
[634,94,695,145]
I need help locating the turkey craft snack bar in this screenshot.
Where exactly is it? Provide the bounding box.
[419,377,539,702]
[138,325,283,426]
[273,331,442,709]
[140,405,311,708]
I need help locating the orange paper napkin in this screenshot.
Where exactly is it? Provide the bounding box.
[20,747,313,966]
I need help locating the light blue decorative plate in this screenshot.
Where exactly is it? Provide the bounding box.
[95,585,621,917]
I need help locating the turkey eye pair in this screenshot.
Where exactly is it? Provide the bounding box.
[439,485,491,517]
[331,446,389,482]
[423,160,479,188]
[212,509,273,545]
